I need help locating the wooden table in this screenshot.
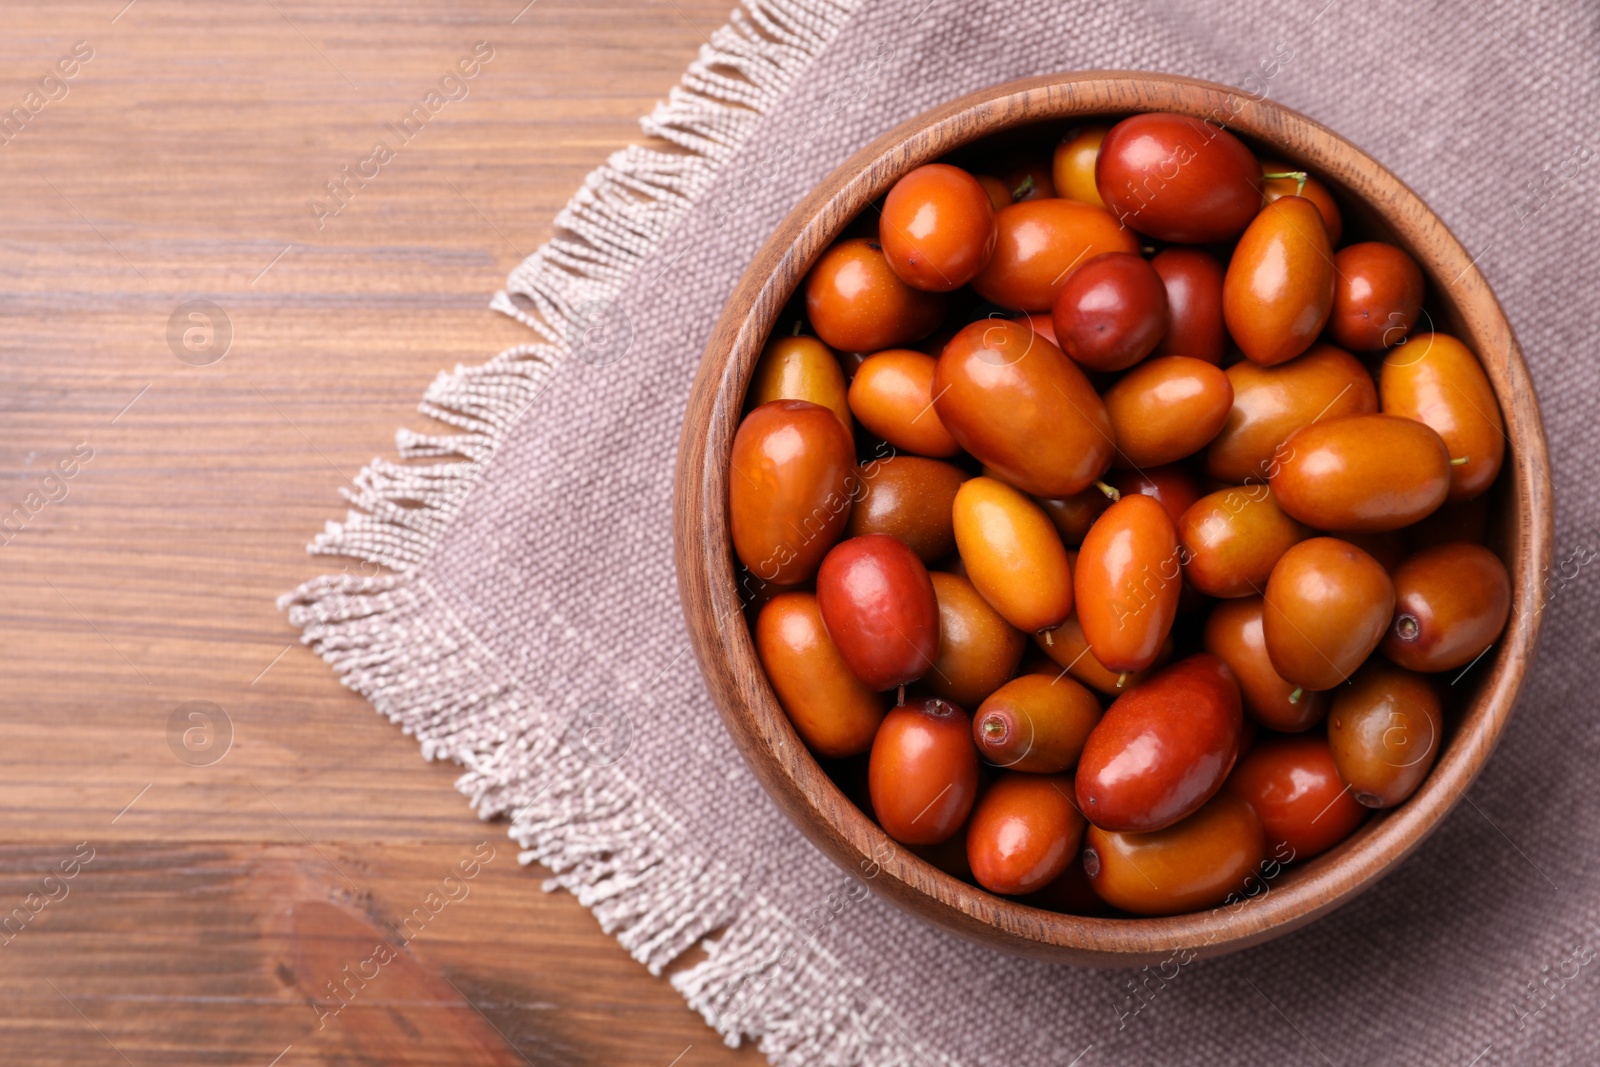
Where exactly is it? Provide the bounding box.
[0,3,765,1063]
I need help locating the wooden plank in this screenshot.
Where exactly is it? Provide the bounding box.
[0,1,764,1062]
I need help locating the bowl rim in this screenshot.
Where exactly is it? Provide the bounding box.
[673,71,1554,965]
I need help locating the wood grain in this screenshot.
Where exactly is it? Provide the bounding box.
[0,1,763,1063]
[675,73,1554,966]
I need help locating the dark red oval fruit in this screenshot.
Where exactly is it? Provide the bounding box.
[1075,653,1244,833]
[816,535,939,691]
[1226,734,1366,859]
[1095,112,1261,243]
[1049,251,1168,372]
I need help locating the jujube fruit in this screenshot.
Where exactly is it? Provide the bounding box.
[817,534,940,691]
[729,400,856,585]
[879,163,998,292]
[756,593,886,757]
[1076,653,1243,833]
[869,698,980,844]
[1095,112,1261,243]
[1381,542,1511,672]
[966,773,1085,895]
[806,237,945,352]
[1262,537,1395,691]
[973,672,1101,773]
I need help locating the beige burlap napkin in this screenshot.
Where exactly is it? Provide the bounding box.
[284,0,1600,1062]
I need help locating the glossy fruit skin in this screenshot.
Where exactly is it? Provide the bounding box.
[973,673,1102,773]
[816,535,939,691]
[1380,333,1506,502]
[805,238,945,353]
[1104,355,1233,467]
[1053,125,1109,207]
[1328,661,1442,808]
[1203,596,1328,731]
[1037,486,1110,546]
[755,593,886,757]
[932,318,1115,497]
[970,199,1138,312]
[1259,160,1343,245]
[925,572,1026,709]
[879,163,998,292]
[966,773,1085,895]
[1179,486,1310,598]
[1205,343,1378,484]
[1094,112,1262,243]
[846,456,965,563]
[1076,653,1243,832]
[1107,465,1203,525]
[1151,248,1226,364]
[1075,495,1182,672]
[730,400,856,585]
[868,698,980,844]
[749,335,853,434]
[1223,196,1335,366]
[1033,615,1170,696]
[1382,542,1511,672]
[1050,252,1169,372]
[1329,242,1424,351]
[848,349,962,458]
[1226,735,1365,859]
[1082,793,1266,916]
[1263,537,1396,691]
[1271,413,1452,532]
[952,477,1075,634]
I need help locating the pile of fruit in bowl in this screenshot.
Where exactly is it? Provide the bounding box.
[726,111,1511,918]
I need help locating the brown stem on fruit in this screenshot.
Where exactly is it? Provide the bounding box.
[1451,455,1470,466]
[1094,480,1121,502]
[1262,170,1308,196]
[1288,687,1303,705]
[896,683,905,707]
[792,320,803,336]
[982,715,1007,742]
[1116,672,1129,689]
[1141,245,1156,256]
[1010,174,1035,202]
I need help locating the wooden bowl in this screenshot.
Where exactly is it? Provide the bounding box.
[673,72,1552,965]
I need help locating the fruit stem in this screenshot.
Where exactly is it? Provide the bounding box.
[1041,629,1055,647]
[1288,687,1303,705]
[1451,455,1470,466]
[1116,672,1129,689]
[1094,480,1122,502]
[896,683,905,707]
[1010,174,1035,202]
[792,320,803,336]
[1262,170,1308,196]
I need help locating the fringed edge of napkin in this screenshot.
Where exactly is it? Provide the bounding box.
[279,2,955,1065]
